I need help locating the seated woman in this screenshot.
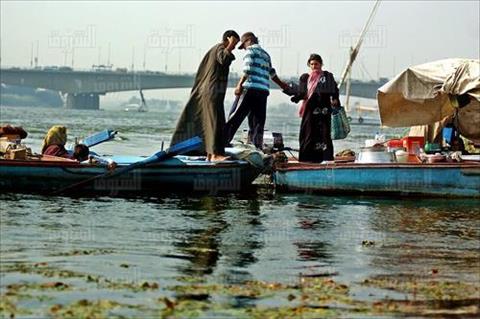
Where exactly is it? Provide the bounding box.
[289,54,340,163]
[41,126,89,161]
[41,125,70,158]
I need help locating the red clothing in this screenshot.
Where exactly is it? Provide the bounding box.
[42,144,71,159]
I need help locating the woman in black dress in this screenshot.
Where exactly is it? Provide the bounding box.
[291,54,340,163]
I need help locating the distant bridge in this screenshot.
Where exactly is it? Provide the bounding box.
[0,67,387,109]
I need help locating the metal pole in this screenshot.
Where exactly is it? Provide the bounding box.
[338,0,381,89]
[131,46,135,71]
[71,47,75,67]
[345,69,352,112]
[30,43,33,67]
[107,42,111,66]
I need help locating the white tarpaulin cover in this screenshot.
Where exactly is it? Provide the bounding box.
[377,59,480,141]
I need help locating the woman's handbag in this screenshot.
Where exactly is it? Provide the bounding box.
[331,106,351,140]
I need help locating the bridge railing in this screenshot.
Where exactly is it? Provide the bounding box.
[0,65,199,76]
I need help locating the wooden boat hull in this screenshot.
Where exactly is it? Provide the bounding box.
[0,158,262,195]
[273,162,480,197]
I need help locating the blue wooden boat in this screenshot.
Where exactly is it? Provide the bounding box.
[0,154,265,195]
[273,161,480,197]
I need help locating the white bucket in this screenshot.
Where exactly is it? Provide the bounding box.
[395,150,409,163]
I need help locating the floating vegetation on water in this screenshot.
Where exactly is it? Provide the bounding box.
[0,296,33,317]
[363,275,480,316]
[361,240,376,247]
[2,262,479,318]
[1,262,159,292]
[363,275,480,300]
[6,281,71,292]
[2,261,86,279]
[48,299,149,319]
[48,248,115,257]
[158,277,365,318]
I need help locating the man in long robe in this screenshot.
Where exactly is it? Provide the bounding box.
[171,30,239,161]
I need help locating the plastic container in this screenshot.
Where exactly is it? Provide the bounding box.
[386,139,404,153]
[424,143,441,154]
[426,153,446,163]
[395,150,409,163]
[442,126,454,144]
[402,136,425,155]
[395,150,421,163]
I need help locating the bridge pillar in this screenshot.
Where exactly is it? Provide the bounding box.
[65,93,100,110]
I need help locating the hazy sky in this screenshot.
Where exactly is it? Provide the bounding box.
[1,1,478,79]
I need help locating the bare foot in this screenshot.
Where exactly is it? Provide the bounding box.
[206,154,212,161]
[210,154,231,161]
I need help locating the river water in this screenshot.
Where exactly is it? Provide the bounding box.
[1,90,479,317]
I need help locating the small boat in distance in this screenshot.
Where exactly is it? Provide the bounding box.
[124,103,147,112]
[346,102,381,126]
[124,89,148,112]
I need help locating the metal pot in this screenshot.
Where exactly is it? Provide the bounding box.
[356,146,396,163]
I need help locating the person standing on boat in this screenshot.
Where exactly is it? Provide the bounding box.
[171,30,240,161]
[224,32,288,149]
[290,54,340,162]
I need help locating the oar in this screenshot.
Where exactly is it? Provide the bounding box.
[52,136,202,195]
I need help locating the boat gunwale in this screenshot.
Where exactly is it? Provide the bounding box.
[0,158,252,169]
[275,161,480,171]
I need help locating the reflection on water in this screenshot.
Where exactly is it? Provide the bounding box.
[170,196,265,284]
[1,192,479,315]
[367,199,480,283]
[1,104,479,315]
[2,193,478,286]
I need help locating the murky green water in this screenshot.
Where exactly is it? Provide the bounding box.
[1,95,479,318]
